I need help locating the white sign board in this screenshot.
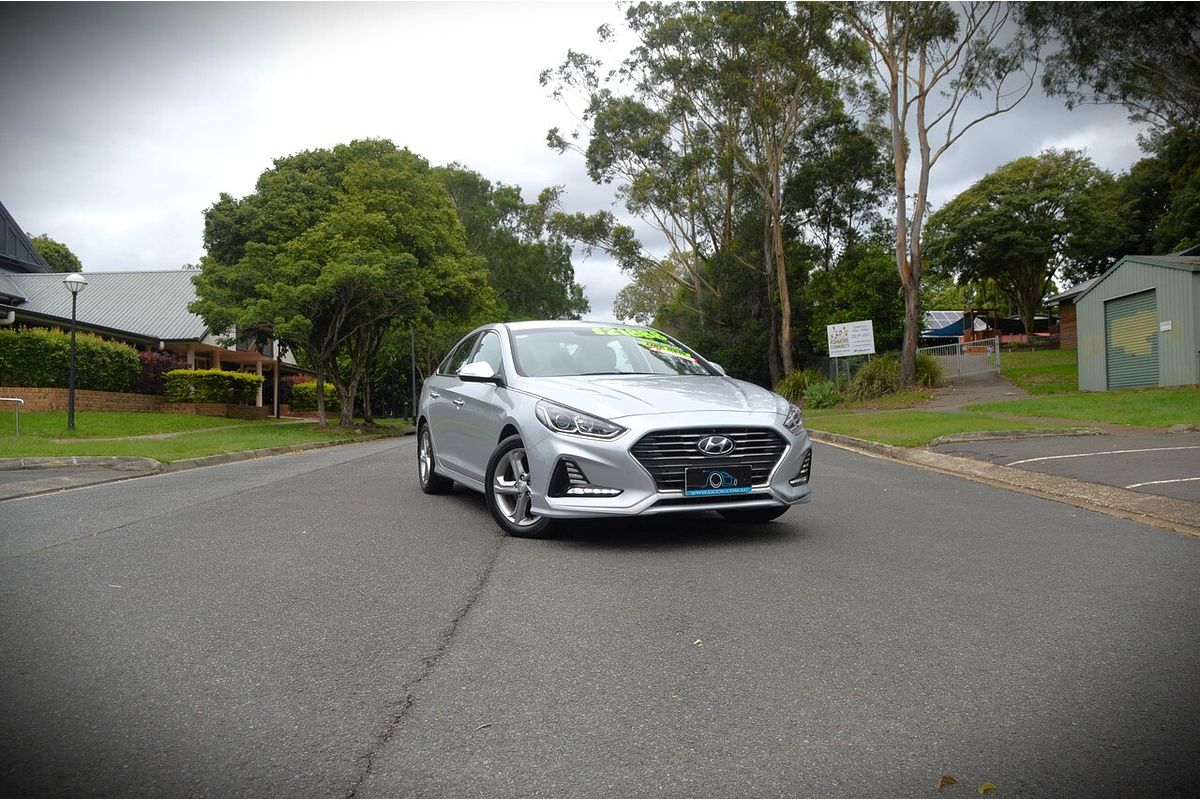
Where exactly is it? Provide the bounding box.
[826,320,876,358]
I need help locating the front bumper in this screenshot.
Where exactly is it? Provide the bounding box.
[523,411,813,519]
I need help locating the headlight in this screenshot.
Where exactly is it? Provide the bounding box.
[784,404,805,435]
[535,400,626,439]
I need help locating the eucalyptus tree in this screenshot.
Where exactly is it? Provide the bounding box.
[830,1,1040,385]
[192,139,492,426]
[924,149,1117,337]
[543,1,867,381]
[1022,2,1200,142]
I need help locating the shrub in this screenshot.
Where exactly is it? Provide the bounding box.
[290,381,340,412]
[849,353,902,400]
[849,351,945,400]
[915,352,944,388]
[774,367,827,404]
[803,380,841,409]
[0,326,139,392]
[164,369,264,404]
[135,350,188,395]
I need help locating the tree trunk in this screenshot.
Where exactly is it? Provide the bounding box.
[763,219,782,386]
[362,377,374,425]
[314,358,327,427]
[771,192,794,376]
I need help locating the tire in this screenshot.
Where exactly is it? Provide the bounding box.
[717,505,790,524]
[417,424,454,495]
[485,435,555,538]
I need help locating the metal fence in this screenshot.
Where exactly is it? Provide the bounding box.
[917,336,1001,379]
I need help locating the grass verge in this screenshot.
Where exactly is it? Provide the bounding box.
[805,409,1073,448]
[1000,348,1078,394]
[966,386,1200,428]
[0,411,408,462]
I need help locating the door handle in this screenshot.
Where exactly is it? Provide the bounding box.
[429,391,440,398]
[453,398,465,407]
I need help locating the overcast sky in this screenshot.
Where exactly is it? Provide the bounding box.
[1,1,1146,321]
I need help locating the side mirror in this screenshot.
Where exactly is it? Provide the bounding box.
[708,361,727,376]
[459,360,505,387]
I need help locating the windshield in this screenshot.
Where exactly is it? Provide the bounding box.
[510,325,715,378]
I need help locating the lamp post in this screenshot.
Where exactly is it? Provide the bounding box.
[62,273,88,430]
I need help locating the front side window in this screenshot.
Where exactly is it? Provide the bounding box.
[471,331,504,373]
[510,326,714,378]
[439,332,482,376]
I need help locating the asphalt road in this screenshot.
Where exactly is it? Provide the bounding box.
[1,438,1198,798]
[933,431,1200,503]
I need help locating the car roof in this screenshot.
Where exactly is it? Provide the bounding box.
[500,320,654,332]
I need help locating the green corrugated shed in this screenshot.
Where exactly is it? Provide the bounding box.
[1076,254,1200,390]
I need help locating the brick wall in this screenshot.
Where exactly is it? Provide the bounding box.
[160,403,270,420]
[0,388,268,418]
[0,387,163,413]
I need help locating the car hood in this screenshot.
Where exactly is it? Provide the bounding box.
[517,375,785,420]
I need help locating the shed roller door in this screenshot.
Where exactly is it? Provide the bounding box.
[1105,289,1158,389]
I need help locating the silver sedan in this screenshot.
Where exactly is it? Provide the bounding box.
[417,321,813,537]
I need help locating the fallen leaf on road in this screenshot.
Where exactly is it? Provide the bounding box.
[978,782,997,795]
[937,775,958,790]
[474,721,492,731]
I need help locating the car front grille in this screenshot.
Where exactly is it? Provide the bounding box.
[630,427,788,492]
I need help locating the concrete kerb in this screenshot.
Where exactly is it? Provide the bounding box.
[809,429,1200,538]
[0,429,414,501]
[5,425,1197,536]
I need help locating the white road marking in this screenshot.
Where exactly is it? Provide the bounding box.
[1005,445,1200,467]
[1126,477,1200,490]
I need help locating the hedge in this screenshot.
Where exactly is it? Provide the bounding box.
[135,350,188,395]
[290,381,340,412]
[0,327,140,392]
[164,369,264,405]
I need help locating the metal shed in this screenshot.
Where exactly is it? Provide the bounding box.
[1075,252,1200,391]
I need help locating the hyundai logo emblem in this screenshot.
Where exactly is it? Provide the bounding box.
[697,435,735,456]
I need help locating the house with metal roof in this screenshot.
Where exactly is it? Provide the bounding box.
[1074,247,1200,391]
[0,200,298,408]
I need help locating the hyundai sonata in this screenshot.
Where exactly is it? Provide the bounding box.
[417,321,813,537]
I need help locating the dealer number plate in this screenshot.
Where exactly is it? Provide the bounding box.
[684,465,753,496]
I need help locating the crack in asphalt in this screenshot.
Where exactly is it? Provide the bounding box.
[346,529,506,798]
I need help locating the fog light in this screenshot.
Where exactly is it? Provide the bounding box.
[565,486,623,497]
[550,459,623,498]
[790,449,812,486]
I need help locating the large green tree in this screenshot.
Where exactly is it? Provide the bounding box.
[192,139,492,426]
[831,1,1040,386]
[436,164,589,320]
[28,234,82,273]
[807,237,904,355]
[1022,2,1200,142]
[924,149,1117,337]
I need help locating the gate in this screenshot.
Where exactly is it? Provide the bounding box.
[917,336,1000,379]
